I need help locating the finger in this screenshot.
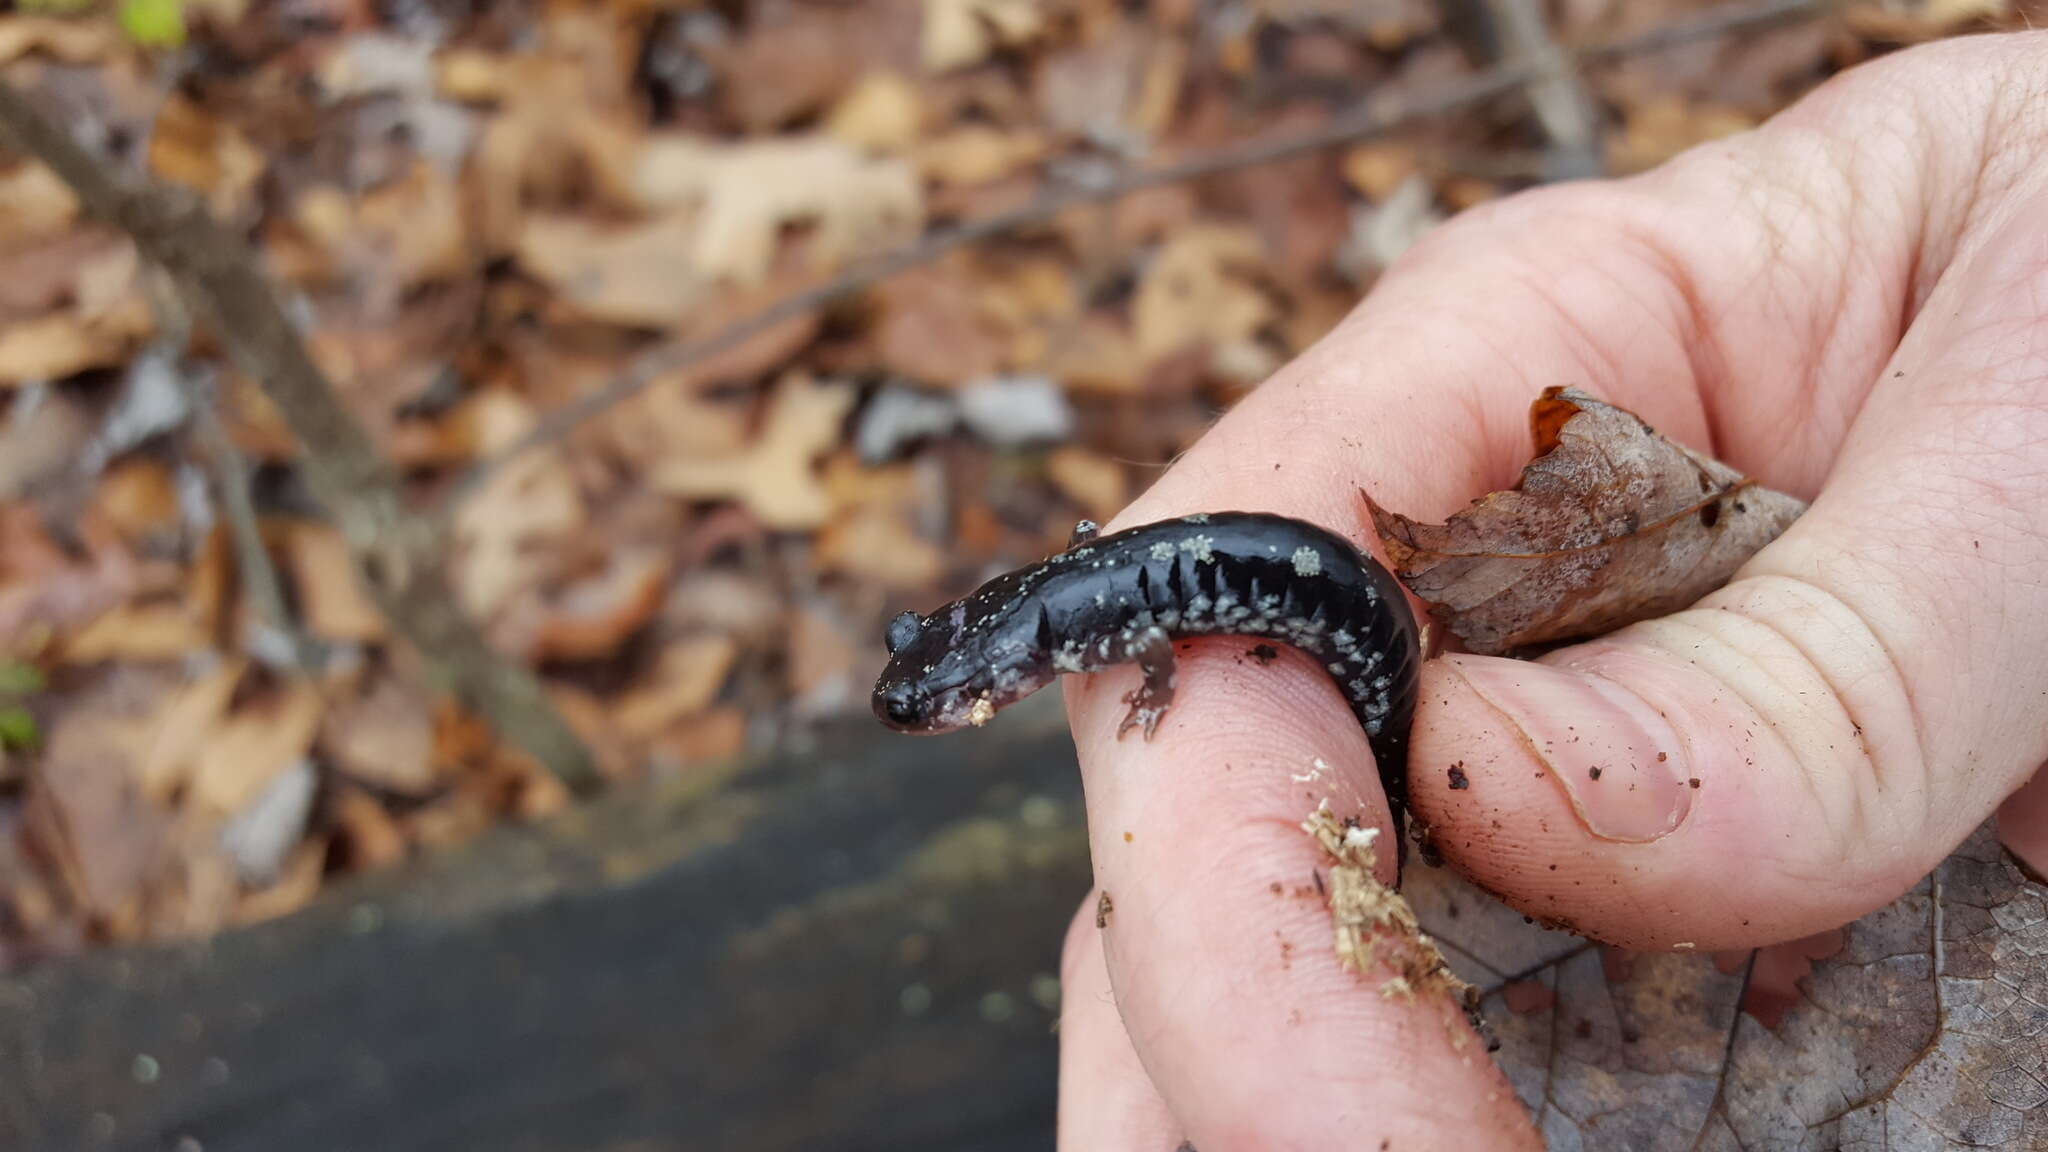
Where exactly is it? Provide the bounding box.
[1056,897,1182,1152]
[1998,769,2048,879]
[1067,643,1538,1148]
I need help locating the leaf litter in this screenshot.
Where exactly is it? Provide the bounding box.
[0,0,2039,1138]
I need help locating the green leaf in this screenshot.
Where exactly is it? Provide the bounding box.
[0,662,43,696]
[0,706,37,750]
[117,0,185,47]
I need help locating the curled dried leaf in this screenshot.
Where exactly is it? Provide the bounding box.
[1368,387,1806,655]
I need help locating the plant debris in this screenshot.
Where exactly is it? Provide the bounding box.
[1369,386,1806,654]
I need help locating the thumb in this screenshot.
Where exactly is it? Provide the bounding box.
[1416,176,2048,949]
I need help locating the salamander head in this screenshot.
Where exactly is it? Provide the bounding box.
[872,605,1048,733]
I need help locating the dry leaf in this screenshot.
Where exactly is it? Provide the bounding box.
[873,264,1008,386]
[24,671,167,930]
[0,162,81,253]
[614,634,739,742]
[921,0,1042,71]
[146,96,265,220]
[718,9,858,131]
[633,135,923,287]
[280,521,385,643]
[1132,225,1275,367]
[58,601,213,664]
[91,457,181,545]
[320,667,437,796]
[190,679,324,819]
[1046,446,1127,522]
[329,784,407,872]
[530,549,670,663]
[137,658,246,801]
[914,125,1047,186]
[656,375,855,530]
[1369,387,1807,655]
[0,15,119,62]
[1341,140,1422,202]
[514,211,707,328]
[826,72,925,154]
[452,396,584,618]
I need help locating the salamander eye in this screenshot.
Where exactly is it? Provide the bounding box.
[885,611,922,654]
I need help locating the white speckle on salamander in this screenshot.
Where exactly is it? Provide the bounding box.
[1291,547,1322,577]
[1178,535,1215,562]
[1185,513,1210,524]
[1094,592,1107,607]
[1052,643,1087,673]
[965,696,997,726]
[1150,541,1176,561]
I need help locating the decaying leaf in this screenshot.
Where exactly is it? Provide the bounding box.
[614,634,739,743]
[1132,225,1277,374]
[1369,387,1806,655]
[655,374,856,530]
[1472,824,2048,1147]
[921,0,1043,71]
[320,665,437,796]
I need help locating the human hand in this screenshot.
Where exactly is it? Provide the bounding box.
[1057,32,2048,1149]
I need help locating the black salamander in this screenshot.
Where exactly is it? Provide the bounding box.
[871,512,1422,873]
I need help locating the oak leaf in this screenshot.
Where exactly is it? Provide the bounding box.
[1369,387,1805,655]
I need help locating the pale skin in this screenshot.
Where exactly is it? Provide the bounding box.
[1057,33,2048,1149]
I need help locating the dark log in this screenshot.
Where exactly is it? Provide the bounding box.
[0,695,1089,1152]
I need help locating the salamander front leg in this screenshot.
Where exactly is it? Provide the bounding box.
[1107,625,1174,740]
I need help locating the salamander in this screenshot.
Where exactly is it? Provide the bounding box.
[871,511,1422,874]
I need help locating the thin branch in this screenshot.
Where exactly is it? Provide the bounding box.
[0,75,601,792]
[1487,0,1604,181]
[450,0,1823,503]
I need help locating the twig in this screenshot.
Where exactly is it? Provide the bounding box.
[1486,0,1604,181]
[450,0,1822,503]
[137,268,316,671]
[0,75,602,792]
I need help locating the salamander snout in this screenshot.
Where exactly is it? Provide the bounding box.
[874,683,925,729]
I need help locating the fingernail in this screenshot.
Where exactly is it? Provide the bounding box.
[1445,654,1691,841]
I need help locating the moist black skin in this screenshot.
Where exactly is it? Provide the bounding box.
[872,511,1422,876]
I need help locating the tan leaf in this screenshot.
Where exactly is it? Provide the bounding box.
[146,96,266,220]
[92,457,181,545]
[58,601,212,664]
[0,16,118,63]
[452,395,584,617]
[137,658,247,801]
[191,680,324,818]
[914,125,1047,187]
[633,135,923,287]
[530,549,670,663]
[1368,387,1806,655]
[655,375,855,530]
[26,672,167,928]
[826,72,925,154]
[329,784,408,872]
[281,521,386,643]
[921,0,1042,71]
[321,668,437,796]
[614,634,739,742]
[817,503,947,589]
[514,212,708,328]
[0,162,81,254]
[1132,225,1275,366]
[1046,446,1128,522]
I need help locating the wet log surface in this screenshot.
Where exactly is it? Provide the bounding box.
[0,695,1089,1152]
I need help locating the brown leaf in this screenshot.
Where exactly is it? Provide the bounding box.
[614,634,739,743]
[872,263,1008,386]
[1369,387,1806,655]
[320,666,437,796]
[190,680,325,819]
[280,520,386,643]
[529,549,669,663]
[655,374,855,530]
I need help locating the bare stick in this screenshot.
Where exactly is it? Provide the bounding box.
[1486,0,1603,181]
[451,0,1821,502]
[0,76,601,792]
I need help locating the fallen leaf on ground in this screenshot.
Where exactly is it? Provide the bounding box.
[279,520,385,643]
[921,0,1042,71]
[656,374,855,530]
[614,633,739,742]
[632,135,923,287]
[22,670,168,934]
[1132,225,1276,369]
[452,397,584,618]
[137,658,246,801]
[530,548,670,663]
[873,264,1008,386]
[320,666,437,796]
[189,678,324,818]
[515,211,707,328]
[1046,446,1127,522]
[1369,387,1807,655]
[826,72,924,154]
